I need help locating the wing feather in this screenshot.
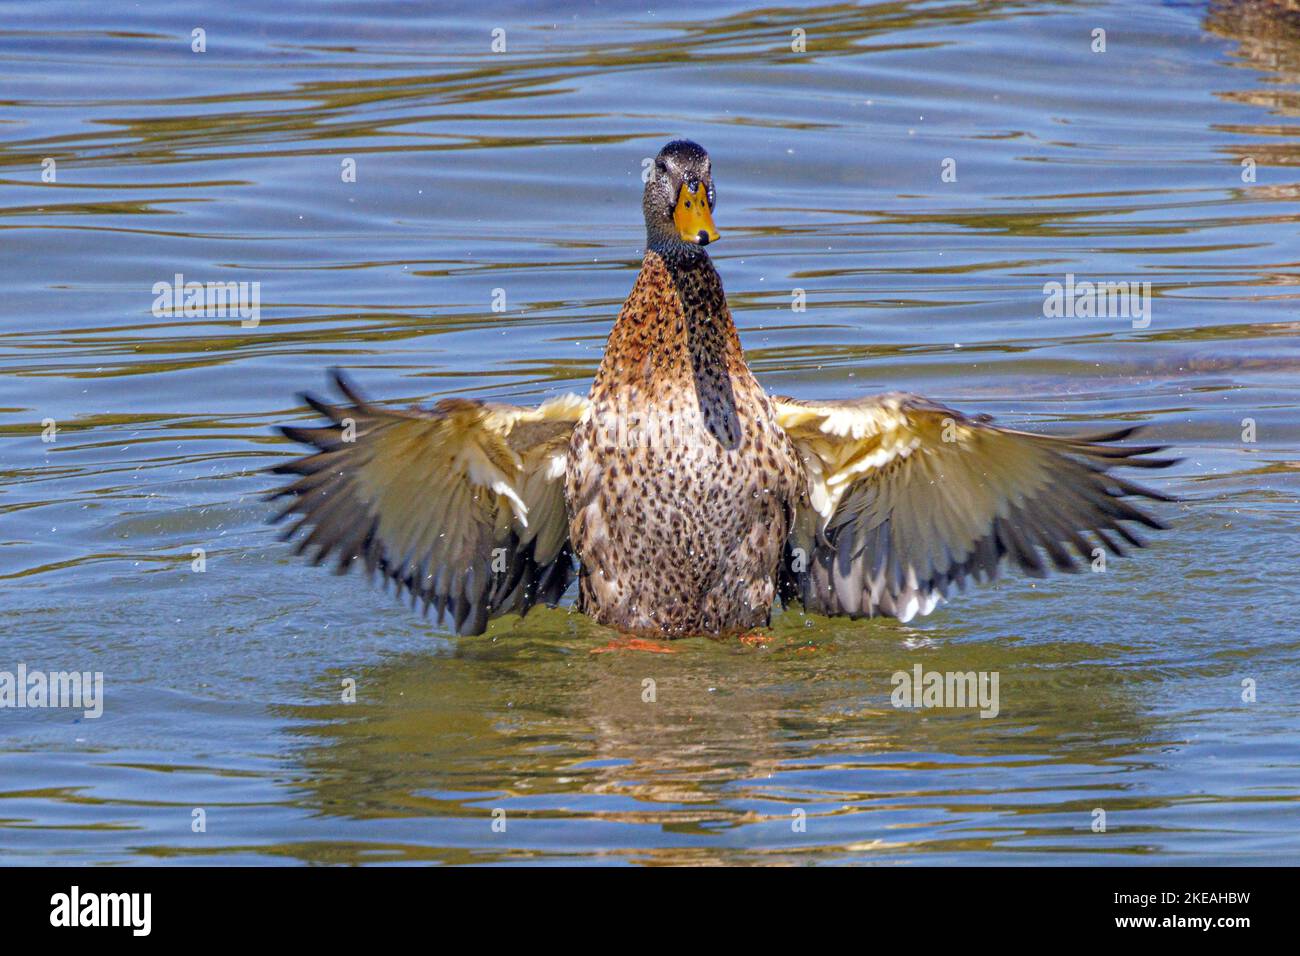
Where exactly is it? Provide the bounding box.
[776,394,1177,623]
[268,370,589,634]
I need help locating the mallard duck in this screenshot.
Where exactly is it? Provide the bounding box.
[269,139,1174,638]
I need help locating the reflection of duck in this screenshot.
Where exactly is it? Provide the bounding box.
[1206,1,1300,185]
[276,622,1163,864]
[1207,0,1300,80]
[270,140,1174,638]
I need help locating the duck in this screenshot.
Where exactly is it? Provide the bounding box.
[269,139,1174,638]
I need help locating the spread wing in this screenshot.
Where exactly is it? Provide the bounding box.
[268,370,589,635]
[774,394,1177,623]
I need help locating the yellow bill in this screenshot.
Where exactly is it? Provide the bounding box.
[673,182,719,245]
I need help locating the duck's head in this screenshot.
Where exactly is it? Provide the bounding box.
[643,139,719,252]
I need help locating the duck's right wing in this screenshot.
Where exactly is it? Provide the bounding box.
[268,370,589,635]
[773,394,1177,623]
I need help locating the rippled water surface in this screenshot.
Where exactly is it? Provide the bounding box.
[1,0,1298,864]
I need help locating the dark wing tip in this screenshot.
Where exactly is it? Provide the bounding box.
[1074,423,1146,443]
[330,367,369,409]
[266,457,302,477]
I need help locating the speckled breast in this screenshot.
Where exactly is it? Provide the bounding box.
[565,250,802,636]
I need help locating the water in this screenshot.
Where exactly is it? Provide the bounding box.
[1,0,1297,865]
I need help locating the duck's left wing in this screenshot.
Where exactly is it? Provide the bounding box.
[773,394,1177,623]
[268,370,589,635]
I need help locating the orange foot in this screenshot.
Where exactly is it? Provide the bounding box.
[738,631,771,647]
[590,636,680,655]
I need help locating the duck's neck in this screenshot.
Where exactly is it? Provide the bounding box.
[646,229,712,272]
[593,243,748,411]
